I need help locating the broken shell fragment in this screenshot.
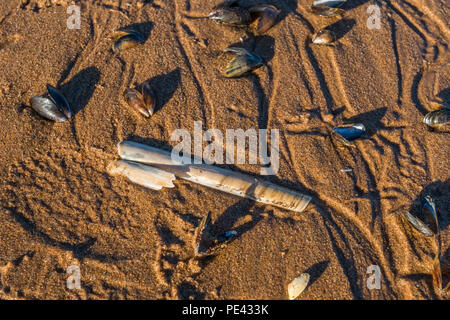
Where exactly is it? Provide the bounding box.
[116,141,312,213]
[311,0,346,17]
[224,47,263,78]
[312,29,336,45]
[400,210,434,237]
[288,273,310,300]
[107,160,175,190]
[112,29,145,52]
[423,108,450,129]
[248,5,281,34]
[30,96,68,122]
[332,123,365,146]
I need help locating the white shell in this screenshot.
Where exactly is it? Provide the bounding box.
[117,141,312,213]
[288,273,310,300]
[107,160,175,190]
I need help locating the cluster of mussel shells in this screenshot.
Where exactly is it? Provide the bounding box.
[209,0,280,78]
[209,0,281,34]
[400,196,449,293]
[310,0,348,45]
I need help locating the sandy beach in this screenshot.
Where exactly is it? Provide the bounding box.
[0,0,448,299]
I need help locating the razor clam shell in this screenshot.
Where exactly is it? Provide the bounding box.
[423,108,450,128]
[30,96,68,122]
[224,48,263,78]
[124,88,150,117]
[107,160,176,190]
[312,29,336,45]
[118,141,312,213]
[288,273,310,300]
[248,5,281,34]
[400,210,434,237]
[47,85,72,119]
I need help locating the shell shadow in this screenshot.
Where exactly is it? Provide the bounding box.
[117,22,153,42]
[143,68,181,114]
[324,18,356,41]
[58,67,101,116]
[304,260,330,288]
[341,0,372,11]
[409,179,450,232]
[437,87,450,102]
[341,107,389,138]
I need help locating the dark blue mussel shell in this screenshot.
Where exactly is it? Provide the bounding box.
[333,123,365,141]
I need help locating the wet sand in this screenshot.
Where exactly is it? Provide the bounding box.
[0,0,449,299]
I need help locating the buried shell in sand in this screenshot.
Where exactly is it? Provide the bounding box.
[209,1,280,34]
[111,141,312,213]
[288,273,310,299]
[194,211,238,258]
[112,29,145,52]
[224,47,263,78]
[311,0,346,17]
[124,81,157,118]
[30,85,72,122]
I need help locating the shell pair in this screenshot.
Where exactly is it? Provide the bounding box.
[223,47,263,78]
[311,0,346,17]
[112,29,145,52]
[30,85,72,122]
[209,0,280,34]
[123,81,156,118]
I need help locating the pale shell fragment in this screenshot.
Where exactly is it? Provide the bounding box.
[288,273,310,300]
[107,160,175,190]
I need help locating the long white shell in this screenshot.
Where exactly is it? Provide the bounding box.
[288,273,310,300]
[107,160,175,190]
[117,141,312,213]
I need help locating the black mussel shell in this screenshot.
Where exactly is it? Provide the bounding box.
[423,108,450,129]
[30,96,68,122]
[209,0,251,26]
[311,0,346,17]
[224,47,263,78]
[46,84,72,119]
[248,5,281,34]
[112,29,145,52]
[138,81,156,116]
[332,123,365,146]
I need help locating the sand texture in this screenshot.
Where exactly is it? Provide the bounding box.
[0,0,449,299]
